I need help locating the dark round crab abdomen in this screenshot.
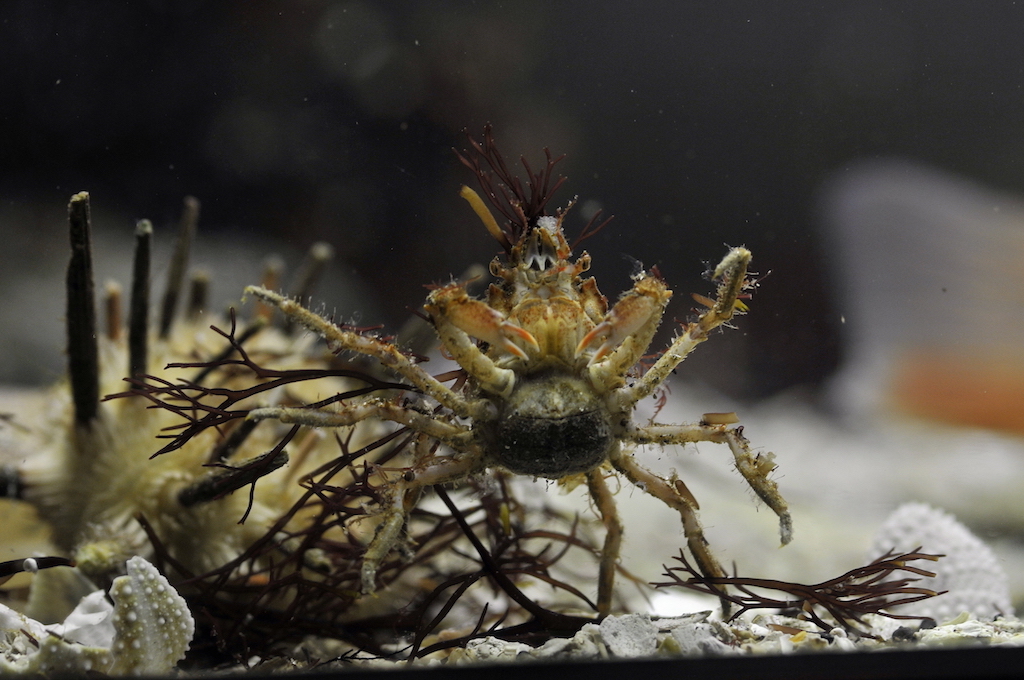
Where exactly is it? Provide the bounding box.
[485,372,615,478]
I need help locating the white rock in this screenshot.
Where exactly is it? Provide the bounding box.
[670,622,732,656]
[599,614,658,658]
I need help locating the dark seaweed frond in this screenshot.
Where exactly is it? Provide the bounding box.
[406,480,598,659]
[103,310,411,458]
[654,548,946,638]
[141,428,439,660]
[455,125,567,251]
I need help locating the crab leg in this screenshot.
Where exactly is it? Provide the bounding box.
[627,422,792,546]
[248,400,474,449]
[360,451,483,593]
[586,467,623,617]
[615,247,751,409]
[609,448,729,592]
[245,286,495,422]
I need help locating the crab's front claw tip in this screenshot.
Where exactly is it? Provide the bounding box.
[575,321,613,362]
[432,290,537,359]
[499,321,539,359]
[577,278,668,364]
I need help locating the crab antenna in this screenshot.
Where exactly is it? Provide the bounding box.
[460,185,510,251]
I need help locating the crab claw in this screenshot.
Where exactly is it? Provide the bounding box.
[431,291,538,359]
[576,320,617,362]
[576,280,665,362]
[492,318,539,359]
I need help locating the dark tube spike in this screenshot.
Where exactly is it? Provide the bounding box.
[129,219,152,378]
[159,196,200,338]
[66,192,100,426]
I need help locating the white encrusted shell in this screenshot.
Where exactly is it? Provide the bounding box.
[0,557,194,676]
[1,591,113,675]
[870,502,1012,621]
[108,556,195,675]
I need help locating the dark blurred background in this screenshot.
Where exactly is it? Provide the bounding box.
[3,1,1023,399]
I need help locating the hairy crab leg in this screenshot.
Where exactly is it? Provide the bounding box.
[245,286,496,422]
[608,449,730,596]
[627,422,792,546]
[614,247,751,409]
[361,452,484,593]
[586,467,623,617]
[248,400,474,449]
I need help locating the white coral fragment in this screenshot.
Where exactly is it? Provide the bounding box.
[0,557,194,676]
[871,502,1013,621]
[109,556,195,675]
[1,589,113,675]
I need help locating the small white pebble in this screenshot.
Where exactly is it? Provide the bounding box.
[778,635,793,654]
[749,623,771,637]
[833,635,857,652]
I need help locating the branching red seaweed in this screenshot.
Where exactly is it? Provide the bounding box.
[455,125,611,252]
[104,310,411,458]
[655,548,946,637]
[100,312,606,662]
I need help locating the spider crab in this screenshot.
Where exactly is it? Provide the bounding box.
[247,127,792,614]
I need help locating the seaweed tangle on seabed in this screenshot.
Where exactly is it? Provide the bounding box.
[654,548,946,638]
[0,192,599,663]
[113,316,609,661]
